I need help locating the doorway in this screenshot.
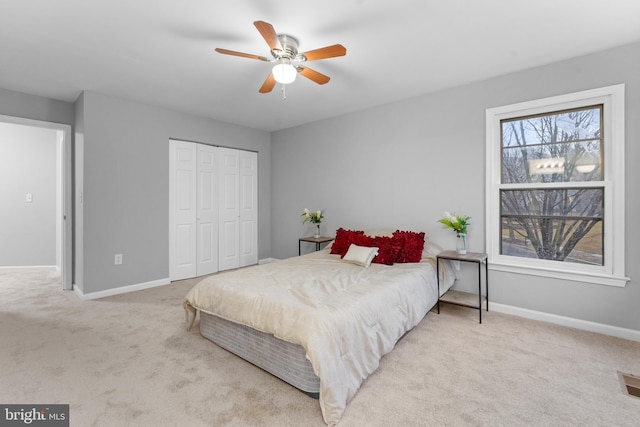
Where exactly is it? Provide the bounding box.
[0,115,72,290]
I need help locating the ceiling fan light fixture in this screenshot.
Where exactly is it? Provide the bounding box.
[215,21,345,93]
[272,62,297,84]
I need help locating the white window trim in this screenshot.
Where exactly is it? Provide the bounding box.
[485,84,629,287]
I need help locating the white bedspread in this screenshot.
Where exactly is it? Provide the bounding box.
[184,248,455,425]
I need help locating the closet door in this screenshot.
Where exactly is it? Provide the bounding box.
[218,148,258,271]
[170,140,220,280]
[239,150,258,267]
[171,144,257,276]
[218,148,240,271]
[196,144,218,276]
[169,140,197,280]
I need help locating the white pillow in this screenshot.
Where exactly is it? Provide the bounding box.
[421,240,443,261]
[343,244,379,268]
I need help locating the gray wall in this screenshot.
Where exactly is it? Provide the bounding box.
[74,93,85,292]
[0,87,271,295]
[0,87,75,125]
[0,122,58,266]
[78,91,271,294]
[271,42,640,331]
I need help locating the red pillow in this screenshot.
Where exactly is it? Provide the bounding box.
[393,230,426,263]
[330,228,366,256]
[370,236,402,265]
[349,233,374,248]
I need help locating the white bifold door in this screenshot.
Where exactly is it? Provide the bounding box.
[218,147,258,271]
[169,140,257,281]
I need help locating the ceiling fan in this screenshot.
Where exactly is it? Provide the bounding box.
[215,21,346,94]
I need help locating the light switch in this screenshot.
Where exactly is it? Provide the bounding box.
[26,193,33,203]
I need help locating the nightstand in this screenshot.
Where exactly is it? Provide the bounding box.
[436,250,489,323]
[299,236,334,255]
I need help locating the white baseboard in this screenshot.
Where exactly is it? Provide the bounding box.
[73,278,171,300]
[258,257,279,264]
[490,302,640,343]
[0,265,57,271]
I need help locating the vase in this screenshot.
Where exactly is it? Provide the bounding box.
[314,224,321,238]
[456,233,467,255]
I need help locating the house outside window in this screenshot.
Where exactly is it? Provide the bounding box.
[485,85,628,287]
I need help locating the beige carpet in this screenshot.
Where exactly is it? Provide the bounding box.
[1,268,639,426]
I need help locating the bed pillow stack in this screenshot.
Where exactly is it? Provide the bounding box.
[331,228,425,265]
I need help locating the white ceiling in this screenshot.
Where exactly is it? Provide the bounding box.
[1,1,639,132]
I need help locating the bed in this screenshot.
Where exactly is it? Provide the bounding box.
[183,233,455,425]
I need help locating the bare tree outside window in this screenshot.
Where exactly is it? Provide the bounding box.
[500,106,604,265]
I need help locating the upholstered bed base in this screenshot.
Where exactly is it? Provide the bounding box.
[199,311,321,398]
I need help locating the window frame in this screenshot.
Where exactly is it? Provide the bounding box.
[485,84,628,287]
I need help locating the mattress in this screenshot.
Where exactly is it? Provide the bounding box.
[199,310,320,397]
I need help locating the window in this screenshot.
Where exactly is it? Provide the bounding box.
[486,85,628,287]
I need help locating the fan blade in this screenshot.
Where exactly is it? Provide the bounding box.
[301,44,346,61]
[299,66,330,85]
[254,21,282,52]
[259,73,277,93]
[215,48,269,61]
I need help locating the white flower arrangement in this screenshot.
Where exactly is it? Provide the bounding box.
[438,211,470,234]
[301,208,324,225]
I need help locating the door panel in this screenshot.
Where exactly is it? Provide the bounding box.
[240,219,254,256]
[218,148,240,271]
[169,140,197,280]
[239,151,258,266]
[198,223,213,258]
[221,220,239,257]
[176,224,194,265]
[222,174,237,209]
[196,144,218,276]
[177,170,192,209]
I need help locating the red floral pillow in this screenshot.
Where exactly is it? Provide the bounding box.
[393,230,426,263]
[349,233,374,248]
[370,236,402,265]
[330,228,366,256]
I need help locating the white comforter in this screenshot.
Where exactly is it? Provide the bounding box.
[184,248,454,425]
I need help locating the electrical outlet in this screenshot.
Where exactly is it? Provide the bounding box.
[114,254,123,265]
[25,193,33,203]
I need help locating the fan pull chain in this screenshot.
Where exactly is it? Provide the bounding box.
[281,84,286,100]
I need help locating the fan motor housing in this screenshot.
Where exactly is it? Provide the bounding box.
[273,34,301,61]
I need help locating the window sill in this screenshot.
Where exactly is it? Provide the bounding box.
[489,261,629,288]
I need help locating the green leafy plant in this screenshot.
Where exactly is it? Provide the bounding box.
[301,208,324,225]
[439,211,470,234]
